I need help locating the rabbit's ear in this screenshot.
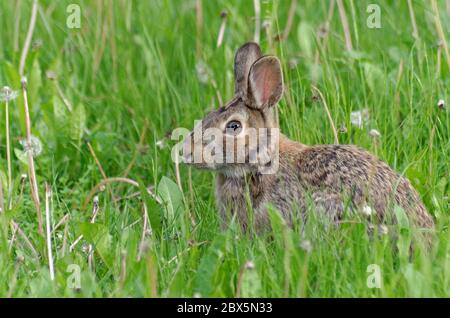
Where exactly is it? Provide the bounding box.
[234,42,262,97]
[247,56,283,110]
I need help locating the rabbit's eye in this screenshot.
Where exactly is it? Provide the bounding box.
[225,120,242,134]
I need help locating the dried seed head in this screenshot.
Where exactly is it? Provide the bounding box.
[32,39,43,50]
[437,99,445,110]
[0,86,19,102]
[220,10,227,19]
[339,125,348,134]
[317,25,328,38]
[20,135,43,157]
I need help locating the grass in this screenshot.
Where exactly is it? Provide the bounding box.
[0,0,448,297]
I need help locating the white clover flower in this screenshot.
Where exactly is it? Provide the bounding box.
[350,108,369,128]
[379,225,388,235]
[300,240,313,253]
[369,129,381,138]
[245,261,255,270]
[0,86,19,103]
[20,135,43,158]
[362,205,373,216]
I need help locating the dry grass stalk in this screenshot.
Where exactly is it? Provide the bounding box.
[216,11,227,48]
[407,0,420,40]
[11,220,39,259]
[4,87,13,209]
[83,177,161,210]
[311,85,339,145]
[253,0,261,44]
[45,183,55,280]
[21,77,43,235]
[61,217,70,257]
[195,0,203,58]
[336,0,353,51]
[431,0,450,72]
[19,0,39,76]
[6,257,24,298]
[137,203,149,261]
[280,0,298,41]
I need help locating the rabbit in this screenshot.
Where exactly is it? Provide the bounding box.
[183,42,434,235]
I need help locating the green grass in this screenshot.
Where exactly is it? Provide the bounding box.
[0,0,448,297]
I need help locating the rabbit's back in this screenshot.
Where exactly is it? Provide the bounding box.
[284,140,433,228]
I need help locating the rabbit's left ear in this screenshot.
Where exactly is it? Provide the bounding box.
[247,56,283,110]
[234,42,262,97]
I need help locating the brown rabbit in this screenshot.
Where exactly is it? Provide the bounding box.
[183,42,434,233]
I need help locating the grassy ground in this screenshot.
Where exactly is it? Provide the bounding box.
[0,0,448,297]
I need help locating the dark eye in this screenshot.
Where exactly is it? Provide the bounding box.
[225,120,242,134]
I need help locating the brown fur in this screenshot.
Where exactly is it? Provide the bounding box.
[184,42,434,233]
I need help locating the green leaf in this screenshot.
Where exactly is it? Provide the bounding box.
[394,205,410,230]
[157,176,183,227]
[4,62,26,135]
[194,234,228,296]
[77,222,113,268]
[138,179,162,236]
[14,148,29,167]
[363,62,385,92]
[69,103,86,141]
[53,95,68,133]
[29,58,42,106]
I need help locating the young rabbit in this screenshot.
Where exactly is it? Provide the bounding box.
[183,42,434,233]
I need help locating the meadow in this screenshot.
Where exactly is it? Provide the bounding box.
[0,0,448,297]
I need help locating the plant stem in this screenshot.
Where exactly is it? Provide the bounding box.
[0,174,4,213]
[21,77,43,235]
[19,0,39,76]
[45,183,54,280]
[5,99,12,209]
